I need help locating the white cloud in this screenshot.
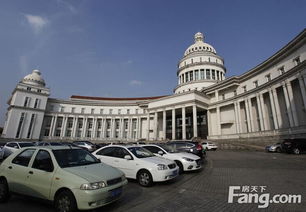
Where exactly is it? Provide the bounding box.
[24,14,48,34]
[129,80,143,86]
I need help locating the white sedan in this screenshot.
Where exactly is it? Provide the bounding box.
[92,145,179,187]
[202,141,218,151]
[141,144,202,174]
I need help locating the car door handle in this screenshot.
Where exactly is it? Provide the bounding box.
[29,171,33,174]
[8,166,12,169]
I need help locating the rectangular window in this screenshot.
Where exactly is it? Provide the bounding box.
[253,81,258,88]
[81,108,85,114]
[195,70,199,80]
[118,109,121,114]
[71,107,75,113]
[16,112,25,138]
[212,69,216,80]
[76,130,82,137]
[243,86,247,92]
[200,69,204,79]
[127,109,130,114]
[97,131,101,138]
[60,107,65,112]
[278,66,285,75]
[57,119,63,128]
[91,108,95,114]
[34,99,40,109]
[265,74,271,82]
[234,90,237,96]
[189,71,193,81]
[66,130,71,137]
[135,109,138,114]
[97,120,102,129]
[78,119,83,128]
[206,69,211,79]
[185,73,189,82]
[67,118,73,128]
[44,129,50,136]
[293,56,301,65]
[109,109,112,115]
[100,109,103,114]
[37,89,41,93]
[86,131,91,138]
[24,97,30,107]
[55,130,61,137]
[27,114,35,138]
[88,120,93,129]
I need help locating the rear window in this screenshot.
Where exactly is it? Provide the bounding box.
[19,143,35,148]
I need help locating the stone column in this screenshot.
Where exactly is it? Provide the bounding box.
[92,118,97,139]
[234,102,240,133]
[268,89,279,129]
[282,83,295,127]
[49,115,55,137]
[207,110,211,135]
[286,81,298,126]
[71,116,78,138]
[244,100,251,132]
[298,76,306,110]
[256,95,264,131]
[215,90,219,102]
[237,102,243,133]
[147,113,150,140]
[51,115,58,137]
[154,112,158,140]
[172,109,176,140]
[60,116,68,138]
[193,105,198,137]
[259,93,268,130]
[81,117,87,138]
[216,106,221,135]
[101,118,106,139]
[247,98,255,131]
[272,88,282,128]
[182,107,186,139]
[163,110,166,140]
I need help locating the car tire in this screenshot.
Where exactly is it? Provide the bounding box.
[276,147,281,153]
[0,178,10,203]
[54,190,77,212]
[137,170,153,187]
[175,161,184,174]
[293,148,300,155]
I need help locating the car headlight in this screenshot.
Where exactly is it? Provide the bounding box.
[182,157,194,162]
[157,164,168,170]
[80,181,107,190]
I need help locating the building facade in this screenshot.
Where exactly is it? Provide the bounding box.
[2,30,306,142]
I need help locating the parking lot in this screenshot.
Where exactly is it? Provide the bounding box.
[1,150,306,212]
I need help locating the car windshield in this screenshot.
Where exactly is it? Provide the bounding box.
[158,144,180,153]
[127,147,155,158]
[19,143,35,147]
[53,149,100,168]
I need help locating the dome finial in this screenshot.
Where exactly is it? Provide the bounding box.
[194,32,204,43]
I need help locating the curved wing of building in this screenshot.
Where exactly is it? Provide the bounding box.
[2,29,306,143]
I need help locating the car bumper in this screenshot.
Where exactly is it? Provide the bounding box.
[72,179,128,210]
[182,160,202,171]
[151,167,179,182]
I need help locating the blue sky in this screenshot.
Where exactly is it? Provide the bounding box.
[0,0,305,126]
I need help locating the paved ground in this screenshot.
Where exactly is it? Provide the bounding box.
[1,150,306,212]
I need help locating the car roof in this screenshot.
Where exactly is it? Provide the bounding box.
[23,146,81,151]
[6,141,34,144]
[101,144,140,149]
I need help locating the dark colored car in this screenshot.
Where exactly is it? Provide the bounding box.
[166,140,206,158]
[34,141,64,146]
[281,138,306,154]
[73,141,97,152]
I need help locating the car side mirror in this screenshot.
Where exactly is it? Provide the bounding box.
[124,155,132,160]
[158,151,164,155]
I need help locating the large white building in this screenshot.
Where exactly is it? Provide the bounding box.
[2,30,306,142]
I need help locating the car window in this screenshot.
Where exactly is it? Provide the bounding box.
[12,149,36,167]
[144,146,163,154]
[96,147,116,156]
[7,143,17,148]
[32,150,54,172]
[19,143,35,148]
[53,149,100,168]
[113,147,131,159]
[128,147,155,158]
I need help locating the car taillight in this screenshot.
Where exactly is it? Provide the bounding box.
[196,144,202,151]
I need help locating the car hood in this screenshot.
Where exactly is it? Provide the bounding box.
[141,156,174,165]
[64,163,123,182]
[168,152,200,160]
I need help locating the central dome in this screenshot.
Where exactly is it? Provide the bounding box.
[21,69,46,87]
[184,32,216,56]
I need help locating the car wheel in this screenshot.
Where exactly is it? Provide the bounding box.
[175,161,184,174]
[54,190,77,212]
[137,170,153,187]
[276,147,281,153]
[293,148,300,155]
[0,178,10,203]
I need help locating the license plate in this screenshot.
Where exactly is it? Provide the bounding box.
[110,187,122,197]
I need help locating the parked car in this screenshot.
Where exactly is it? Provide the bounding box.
[34,141,64,146]
[60,142,80,148]
[201,141,218,151]
[281,138,306,154]
[0,146,4,161]
[141,144,202,174]
[73,141,97,152]
[0,146,127,211]
[92,145,179,187]
[166,140,206,158]
[265,143,282,153]
[2,141,35,159]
